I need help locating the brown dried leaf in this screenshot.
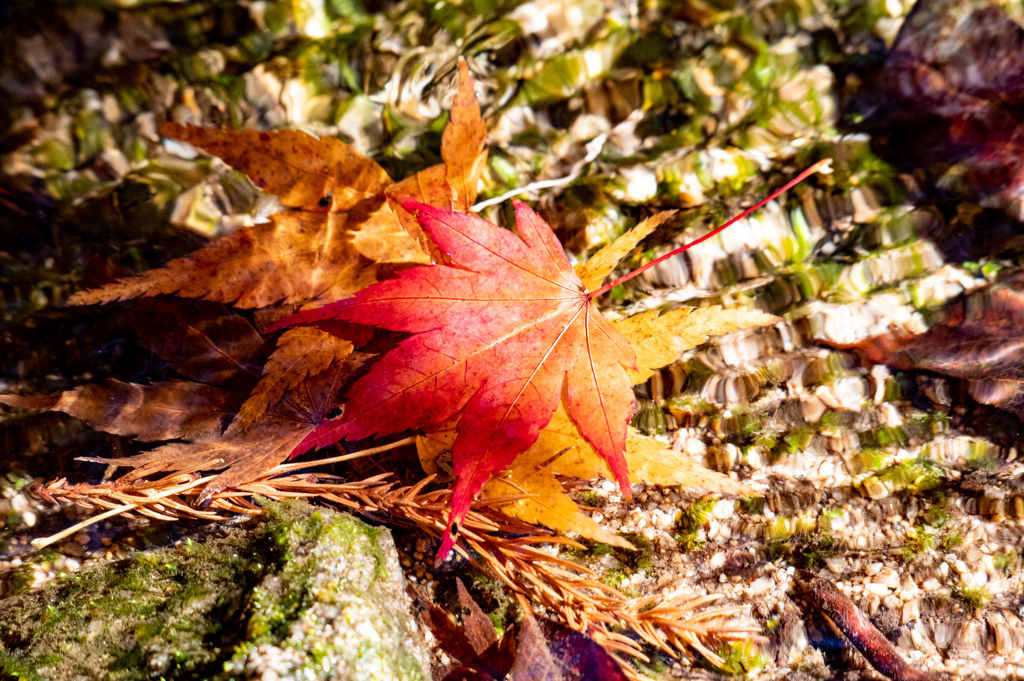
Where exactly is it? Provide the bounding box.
[383,60,488,265]
[42,379,236,442]
[70,212,383,308]
[230,327,356,433]
[0,394,59,410]
[348,204,432,265]
[385,164,453,264]
[129,300,266,387]
[85,360,356,502]
[443,58,488,210]
[160,123,393,212]
[457,578,499,656]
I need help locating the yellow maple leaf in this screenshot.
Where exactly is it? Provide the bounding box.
[481,446,634,549]
[575,211,674,292]
[614,306,778,384]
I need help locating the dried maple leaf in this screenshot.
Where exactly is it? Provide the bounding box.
[276,199,638,560]
[68,211,392,308]
[229,327,354,433]
[82,358,365,502]
[43,59,488,490]
[386,58,489,264]
[0,380,236,443]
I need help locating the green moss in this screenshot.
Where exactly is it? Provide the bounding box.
[563,539,617,560]
[675,500,714,551]
[874,455,946,495]
[434,565,518,638]
[615,532,655,572]
[900,525,937,562]
[715,640,768,677]
[951,583,990,610]
[0,500,424,681]
[572,489,608,508]
[940,530,963,552]
[739,497,766,516]
[994,552,1019,575]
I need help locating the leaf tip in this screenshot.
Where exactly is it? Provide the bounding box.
[435,520,461,567]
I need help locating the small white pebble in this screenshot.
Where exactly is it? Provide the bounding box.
[865,582,891,596]
[749,577,774,595]
[903,599,921,623]
[877,568,901,589]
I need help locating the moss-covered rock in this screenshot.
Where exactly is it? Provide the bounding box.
[0,500,429,681]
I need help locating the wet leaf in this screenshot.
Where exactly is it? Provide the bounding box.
[875,0,1024,215]
[860,275,1024,418]
[1,379,236,443]
[127,299,267,388]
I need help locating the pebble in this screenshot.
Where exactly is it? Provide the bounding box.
[864,582,891,596]
[876,567,900,589]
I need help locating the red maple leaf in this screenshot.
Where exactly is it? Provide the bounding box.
[274,199,637,560]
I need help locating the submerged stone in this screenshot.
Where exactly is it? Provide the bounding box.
[0,500,429,681]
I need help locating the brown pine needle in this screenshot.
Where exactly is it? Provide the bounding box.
[31,459,763,676]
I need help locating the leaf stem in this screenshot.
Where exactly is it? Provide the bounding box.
[588,159,832,299]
